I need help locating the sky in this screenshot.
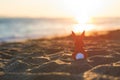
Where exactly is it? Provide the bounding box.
[0,0,120,18]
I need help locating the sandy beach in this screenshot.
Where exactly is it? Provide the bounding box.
[0,30,120,80]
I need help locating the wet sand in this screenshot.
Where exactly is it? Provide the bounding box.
[0,32,120,80]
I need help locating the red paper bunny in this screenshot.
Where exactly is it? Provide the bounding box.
[72,31,88,60]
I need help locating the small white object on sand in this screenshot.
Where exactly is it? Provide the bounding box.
[76,53,84,60]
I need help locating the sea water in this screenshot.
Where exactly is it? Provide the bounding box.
[0,18,120,42]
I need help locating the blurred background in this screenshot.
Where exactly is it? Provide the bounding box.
[0,0,120,42]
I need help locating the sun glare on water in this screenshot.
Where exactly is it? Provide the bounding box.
[72,16,94,34]
[72,24,94,33]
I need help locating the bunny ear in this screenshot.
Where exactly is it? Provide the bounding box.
[80,31,85,39]
[72,31,76,37]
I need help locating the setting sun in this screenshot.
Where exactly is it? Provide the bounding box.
[63,0,104,34]
[75,15,90,24]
